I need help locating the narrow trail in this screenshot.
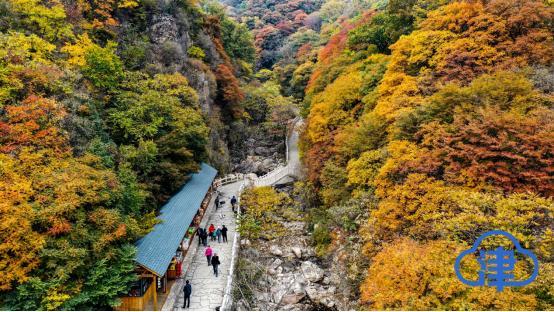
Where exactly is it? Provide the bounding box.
[168,182,242,311]
[253,118,303,186]
[165,118,303,311]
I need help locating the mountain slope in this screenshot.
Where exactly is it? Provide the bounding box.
[0,0,254,309]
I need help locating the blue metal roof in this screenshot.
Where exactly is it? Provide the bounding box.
[135,163,217,276]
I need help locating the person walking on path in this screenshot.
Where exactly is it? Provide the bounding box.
[205,245,213,266]
[221,225,228,243]
[197,227,203,246]
[201,227,208,246]
[215,193,220,210]
[211,253,221,277]
[182,280,192,309]
[230,196,237,213]
[209,224,215,241]
[216,226,222,243]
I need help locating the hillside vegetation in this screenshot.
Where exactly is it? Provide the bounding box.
[297,0,554,309]
[218,0,553,309]
[1,0,553,310]
[0,0,261,309]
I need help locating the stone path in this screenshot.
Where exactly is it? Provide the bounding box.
[254,118,303,186]
[169,181,242,311]
[164,118,303,311]
[286,119,302,175]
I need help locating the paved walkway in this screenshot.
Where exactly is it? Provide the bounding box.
[253,118,303,186]
[164,118,303,311]
[286,119,302,175]
[169,181,242,311]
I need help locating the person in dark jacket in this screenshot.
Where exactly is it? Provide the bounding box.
[201,227,208,246]
[230,196,237,212]
[215,194,220,210]
[211,253,221,277]
[182,280,192,308]
[221,225,228,243]
[197,227,203,246]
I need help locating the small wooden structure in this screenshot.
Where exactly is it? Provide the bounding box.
[116,271,157,311]
[115,163,217,311]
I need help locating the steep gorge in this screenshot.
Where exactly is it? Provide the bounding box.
[1,0,553,310]
[0,0,282,308]
[221,0,554,310]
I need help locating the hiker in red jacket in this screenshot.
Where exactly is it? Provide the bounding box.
[208,224,215,241]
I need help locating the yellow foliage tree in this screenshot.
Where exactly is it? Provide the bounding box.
[0,154,45,291]
[7,0,74,41]
[61,33,96,67]
[238,186,288,240]
[361,238,538,310]
[306,66,364,144]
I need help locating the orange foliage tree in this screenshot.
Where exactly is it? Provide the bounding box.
[361,238,538,310]
[215,64,245,117]
[438,107,554,197]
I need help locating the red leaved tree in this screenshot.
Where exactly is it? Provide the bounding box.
[439,107,554,197]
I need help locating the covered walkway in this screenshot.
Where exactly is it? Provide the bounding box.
[163,118,303,311]
[167,181,242,310]
[117,163,217,311]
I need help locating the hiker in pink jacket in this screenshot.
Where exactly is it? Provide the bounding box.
[205,245,213,266]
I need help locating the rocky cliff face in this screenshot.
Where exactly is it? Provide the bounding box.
[118,2,289,174]
[230,124,286,175]
[118,2,234,171]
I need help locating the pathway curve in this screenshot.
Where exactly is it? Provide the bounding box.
[165,118,303,311]
[253,118,303,186]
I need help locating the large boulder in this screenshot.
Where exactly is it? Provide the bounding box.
[301,261,324,282]
[281,278,307,305]
[270,258,283,270]
[291,246,302,258]
[268,266,283,275]
[306,285,337,308]
[270,245,283,256]
[260,158,277,172]
[270,274,295,303]
[268,257,283,275]
[255,146,271,156]
[281,292,305,305]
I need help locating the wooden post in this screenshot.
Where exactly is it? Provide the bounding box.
[153,277,158,311]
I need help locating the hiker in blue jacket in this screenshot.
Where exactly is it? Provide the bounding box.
[182,280,192,308]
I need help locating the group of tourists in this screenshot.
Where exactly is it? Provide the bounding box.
[182,192,237,309]
[197,223,228,246]
[183,230,228,309]
[182,246,222,308]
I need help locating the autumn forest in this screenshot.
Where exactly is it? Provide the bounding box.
[1,0,553,310]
